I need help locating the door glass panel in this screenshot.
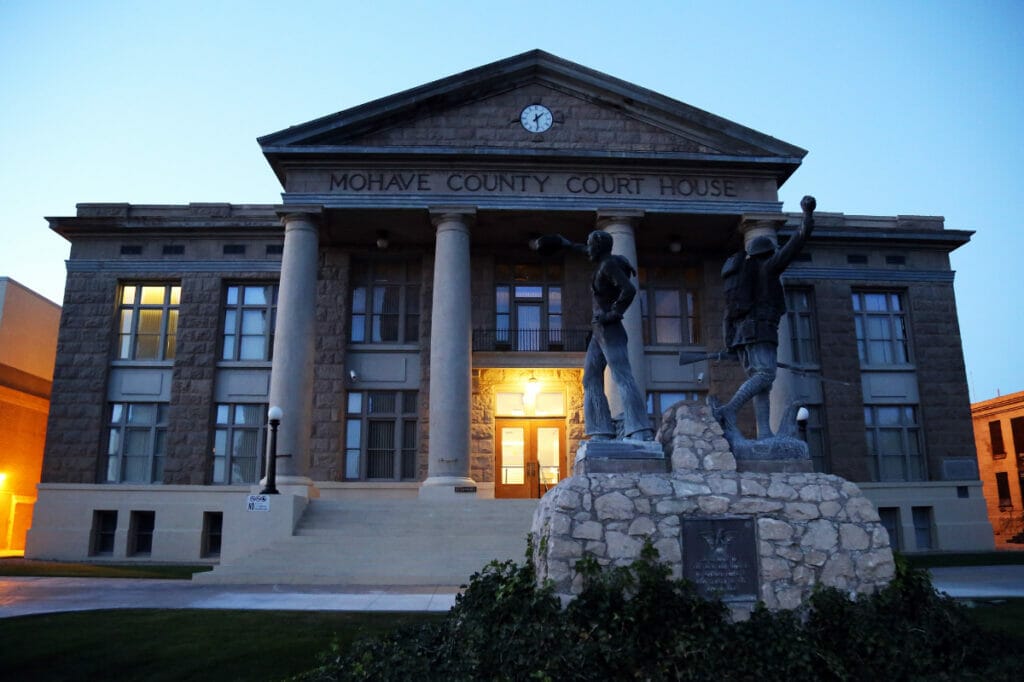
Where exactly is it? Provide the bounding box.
[517,304,541,350]
[501,427,525,484]
[536,427,560,484]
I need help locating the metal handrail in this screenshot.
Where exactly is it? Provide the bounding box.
[472,328,589,352]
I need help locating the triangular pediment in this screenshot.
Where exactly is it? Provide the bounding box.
[259,50,806,166]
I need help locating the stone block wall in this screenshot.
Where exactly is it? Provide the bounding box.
[311,248,350,480]
[42,271,119,483]
[909,281,977,473]
[348,83,711,154]
[165,272,221,484]
[531,404,895,613]
[790,277,868,481]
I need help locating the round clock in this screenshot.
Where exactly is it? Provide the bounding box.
[520,104,553,133]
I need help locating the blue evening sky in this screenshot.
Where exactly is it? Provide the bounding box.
[1,0,1021,402]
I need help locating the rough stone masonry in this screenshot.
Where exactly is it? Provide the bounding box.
[530,403,896,614]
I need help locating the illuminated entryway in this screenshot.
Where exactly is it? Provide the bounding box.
[492,381,569,498]
[495,419,566,498]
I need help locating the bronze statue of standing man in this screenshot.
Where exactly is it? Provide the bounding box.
[532,231,653,441]
[711,196,816,439]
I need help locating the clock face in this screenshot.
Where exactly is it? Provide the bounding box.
[520,104,553,133]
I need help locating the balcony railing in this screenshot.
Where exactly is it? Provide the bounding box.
[473,328,590,352]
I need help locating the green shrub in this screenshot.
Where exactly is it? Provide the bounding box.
[296,548,1023,681]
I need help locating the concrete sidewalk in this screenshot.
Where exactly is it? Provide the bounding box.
[926,565,1024,598]
[0,577,460,619]
[2,565,1022,619]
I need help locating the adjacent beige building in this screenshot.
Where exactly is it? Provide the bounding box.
[972,390,1024,547]
[0,278,60,552]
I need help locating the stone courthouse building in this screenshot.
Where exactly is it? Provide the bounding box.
[26,51,992,567]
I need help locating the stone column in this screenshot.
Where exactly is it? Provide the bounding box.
[267,211,319,493]
[420,208,477,497]
[597,211,647,421]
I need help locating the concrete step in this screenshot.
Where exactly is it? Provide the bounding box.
[195,498,540,586]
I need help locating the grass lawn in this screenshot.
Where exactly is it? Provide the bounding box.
[964,598,1024,638]
[1,602,1021,681]
[0,558,211,579]
[0,609,443,682]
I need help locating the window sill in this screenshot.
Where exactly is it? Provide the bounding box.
[858,364,917,372]
[347,344,420,352]
[109,360,175,369]
[216,361,272,369]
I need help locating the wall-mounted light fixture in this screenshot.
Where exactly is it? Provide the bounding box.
[525,373,541,397]
[376,231,390,249]
[796,406,810,443]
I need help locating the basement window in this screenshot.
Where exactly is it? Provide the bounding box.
[846,254,868,265]
[223,244,246,255]
[128,511,155,556]
[202,512,223,558]
[90,510,118,556]
[162,244,185,256]
[120,245,143,255]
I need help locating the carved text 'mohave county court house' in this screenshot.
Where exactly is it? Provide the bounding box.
[27,51,993,567]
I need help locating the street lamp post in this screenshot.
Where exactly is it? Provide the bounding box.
[261,406,283,495]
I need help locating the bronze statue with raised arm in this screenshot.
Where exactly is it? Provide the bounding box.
[710,195,817,440]
[532,231,653,441]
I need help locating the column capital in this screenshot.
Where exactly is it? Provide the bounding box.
[738,212,786,233]
[596,209,645,230]
[428,206,476,229]
[274,204,323,223]
[738,213,787,246]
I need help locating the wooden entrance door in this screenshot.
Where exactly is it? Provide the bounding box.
[495,419,566,498]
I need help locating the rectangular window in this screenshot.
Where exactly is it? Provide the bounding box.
[344,391,418,480]
[117,284,181,361]
[212,404,266,484]
[785,288,819,366]
[646,391,703,431]
[350,259,421,344]
[638,266,701,345]
[1011,417,1024,462]
[128,511,155,556]
[222,284,278,361]
[202,511,223,558]
[996,472,1013,510]
[91,510,118,556]
[864,404,924,482]
[989,420,1006,459]
[491,262,568,351]
[852,291,910,366]
[106,403,169,483]
[911,506,933,550]
[878,507,901,552]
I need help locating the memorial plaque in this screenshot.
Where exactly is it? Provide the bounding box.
[681,517,758,601]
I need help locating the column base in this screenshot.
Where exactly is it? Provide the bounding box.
[419,476,480,499]
[258,475,320,499]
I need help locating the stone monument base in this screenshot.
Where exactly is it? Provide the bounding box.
[530,404,894,618]
[574,438,667,475]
